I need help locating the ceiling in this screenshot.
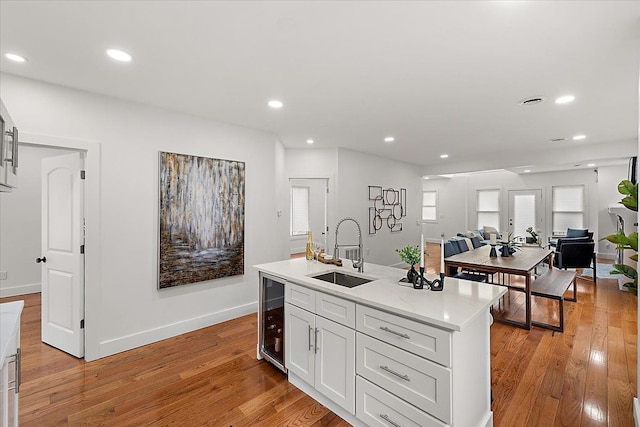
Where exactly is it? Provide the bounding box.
[1,1,638,175]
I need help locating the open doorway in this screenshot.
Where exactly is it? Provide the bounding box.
[289,178,328,258]
[0,133,101,361]
[1,144,85,357]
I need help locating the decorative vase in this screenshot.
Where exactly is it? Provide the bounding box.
[407,266,419,283]
[501,245,511,257]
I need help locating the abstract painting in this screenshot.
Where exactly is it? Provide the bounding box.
[158,151,245,289]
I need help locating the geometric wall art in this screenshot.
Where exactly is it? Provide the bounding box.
[158,151,245,289]
[368,185,406,234]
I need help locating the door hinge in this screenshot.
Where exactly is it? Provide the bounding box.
[80,244,85,254]
[80,319,85,329]
[80,170,86,180]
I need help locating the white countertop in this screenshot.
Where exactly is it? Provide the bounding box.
[0,300,24,366]
[254,259,507,331]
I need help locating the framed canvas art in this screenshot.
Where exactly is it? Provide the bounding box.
[158,151,245,289]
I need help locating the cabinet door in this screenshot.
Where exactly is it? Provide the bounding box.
[285,303,315,385]
[315,315,356,414]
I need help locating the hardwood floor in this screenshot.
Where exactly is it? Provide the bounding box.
[1,244,636,426]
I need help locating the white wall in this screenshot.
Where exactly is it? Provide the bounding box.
[597,165,635,258]
[0,74,283,359]
[335,148,422,267]
[0,145,75,296]
[422,167,625,256]
[284,148,422,267]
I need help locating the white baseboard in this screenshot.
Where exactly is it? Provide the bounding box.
[0,282,41,298]
[634,397,639,427]
[98,301,257,358]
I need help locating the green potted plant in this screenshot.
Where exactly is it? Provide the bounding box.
[396,244,422,282]
[499,231,522,256]
[602,180,638,295]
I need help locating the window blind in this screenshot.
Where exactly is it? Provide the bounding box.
[290,186,310,236]
[513,194,536,238]
[552,186,584,233]
[477,189,500,230]
[422,191,437,221]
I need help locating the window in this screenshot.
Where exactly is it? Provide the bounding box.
[477,189,500,230]
[422,190,437,221]
[552,185,584,234]
[290,186,310,236]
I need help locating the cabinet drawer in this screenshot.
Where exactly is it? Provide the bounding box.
[356,333,451,424]
[356,304,451,367]
[286,282,315,312]
[316,292,356,328]
[356,376,447,427]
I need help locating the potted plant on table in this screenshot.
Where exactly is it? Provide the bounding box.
[602,180,638,295]
[396,245,422,283]
[499,232,522,257]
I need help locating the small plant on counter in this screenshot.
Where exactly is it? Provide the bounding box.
[395,245,421,266]
[602,180,638,295]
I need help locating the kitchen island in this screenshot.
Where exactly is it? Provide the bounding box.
[254,258,506,427]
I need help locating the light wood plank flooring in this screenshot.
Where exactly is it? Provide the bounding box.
[1,244,636,426]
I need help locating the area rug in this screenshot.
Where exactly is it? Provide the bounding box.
[579,263,621,280]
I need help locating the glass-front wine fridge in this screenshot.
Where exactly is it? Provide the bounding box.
[258,273,286,373]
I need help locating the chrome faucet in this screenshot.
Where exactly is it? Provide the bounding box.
[334,217,365,273]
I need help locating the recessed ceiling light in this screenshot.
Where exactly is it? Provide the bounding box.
[524,169,531,173]
[5,53,26,63]
[555,95,575,104]
[423,176,430,180]
[268,100,283,109]
[306,139,314,144]
[572,134,586,140]
[587,163,596,167]
[440,154,449,159]
[384,136,395,143]
[106,48,132,62]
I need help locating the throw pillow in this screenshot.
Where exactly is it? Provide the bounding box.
[483,225,500,238]
[464,237,474,251]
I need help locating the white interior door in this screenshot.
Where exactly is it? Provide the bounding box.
[508,189,543,241]
[41,152,84,357]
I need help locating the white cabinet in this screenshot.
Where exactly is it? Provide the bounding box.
[285,283,356,414]
[1,301,24,427]
[355,304,493,427]
[270,271,495,427]
[0,99,19,192]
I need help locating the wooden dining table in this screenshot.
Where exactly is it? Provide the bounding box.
[444,245,554,330]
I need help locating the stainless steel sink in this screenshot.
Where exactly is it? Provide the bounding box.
[311,271,373,288]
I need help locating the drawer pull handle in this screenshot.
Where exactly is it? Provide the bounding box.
[379,413,402,427]
[380,365,410,382]
[314,327,319,354]
[380,326,410,339]
[308,325,313,351]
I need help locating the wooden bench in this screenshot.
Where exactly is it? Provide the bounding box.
[530,269,577,332]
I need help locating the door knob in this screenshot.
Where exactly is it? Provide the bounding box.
[36,256,47,263]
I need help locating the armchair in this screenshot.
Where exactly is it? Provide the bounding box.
[549,228,594,248]
[553,240,596,283]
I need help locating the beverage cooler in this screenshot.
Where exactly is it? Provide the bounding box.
[258,273,285,373]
